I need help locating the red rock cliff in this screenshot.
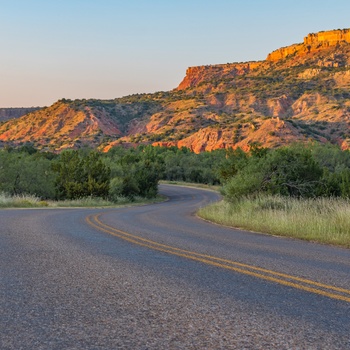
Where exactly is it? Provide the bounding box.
[267,28,350,61]
[177,61,262,90]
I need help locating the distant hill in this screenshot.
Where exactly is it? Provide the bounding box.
[1,28,350,152]
[0,107,41,122]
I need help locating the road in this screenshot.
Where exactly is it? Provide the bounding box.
[1,184,349,349]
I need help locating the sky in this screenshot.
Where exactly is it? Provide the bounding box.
[0,0,349,107]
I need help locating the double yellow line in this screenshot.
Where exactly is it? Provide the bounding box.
[86,213,350,303]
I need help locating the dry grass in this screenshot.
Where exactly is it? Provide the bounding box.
[159,180,221,191]
[0,193,164,209]
[0,193,46,208]
[198,195,350,248]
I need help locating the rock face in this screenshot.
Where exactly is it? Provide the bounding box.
[304,29,350,46]
[177,62,263,90]
[1,28,350,152]
[267,29,350,62]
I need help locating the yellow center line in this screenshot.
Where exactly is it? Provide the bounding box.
[86,213,350,303]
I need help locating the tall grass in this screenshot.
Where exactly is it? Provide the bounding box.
[198,195,350,248]
[0,192,164,209]
[50,196,161,207]
[159,180,221,191]
[0,193,46,208]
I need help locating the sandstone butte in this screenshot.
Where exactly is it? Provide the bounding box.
[1,28,350,153]
[177,28,350,90]
[267,28,350,61]
[149,29,350,153]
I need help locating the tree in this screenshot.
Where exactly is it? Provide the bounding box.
[0,150,55,198]
[52,150,110,200]
[223,145,323,199]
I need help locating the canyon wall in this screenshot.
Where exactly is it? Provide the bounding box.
[178,29,350,91]
[267,28,350,61]
[304,29,350,46]
[177,61,263,90]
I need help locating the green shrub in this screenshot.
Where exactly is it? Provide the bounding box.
[223,145,323,199]
[52,150,110,200]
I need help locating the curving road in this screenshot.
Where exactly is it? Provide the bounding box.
[1,184,349,349]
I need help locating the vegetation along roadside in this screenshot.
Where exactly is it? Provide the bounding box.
[197,142,350,248]
[1,142,350,248]
[198,196,350,248]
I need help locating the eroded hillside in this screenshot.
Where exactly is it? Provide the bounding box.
[1,28,350,152]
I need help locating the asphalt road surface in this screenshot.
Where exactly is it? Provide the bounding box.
[1,184,349,349]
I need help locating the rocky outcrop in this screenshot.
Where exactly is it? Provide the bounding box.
[153,127,228,153]
[304,29,350,46]
[178,29,350,92]
[151,118,307,153]
[267,95,293,117]
[267,43,305,62]
[267,28,350,62]
[177,62,263,90]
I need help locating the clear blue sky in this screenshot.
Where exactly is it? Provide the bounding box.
[0,0,349,107]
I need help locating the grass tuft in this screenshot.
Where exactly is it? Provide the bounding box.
[198,195,350,248]
[0,193,44,208]
[0,193,165,209]
[159,180,220,191]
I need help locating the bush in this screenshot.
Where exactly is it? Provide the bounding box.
[223,145,323,199]
[109,176,139,201]
[0,150,56,199]
[52,150,110,200]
